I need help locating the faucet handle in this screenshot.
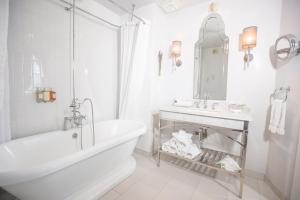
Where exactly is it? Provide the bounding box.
[211,102,219,110]
[205,93,210,100]
[70,98,81,109]
[194,100,200,108]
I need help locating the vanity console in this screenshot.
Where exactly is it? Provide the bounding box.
[155,106,252,198]
[154,11,253,198]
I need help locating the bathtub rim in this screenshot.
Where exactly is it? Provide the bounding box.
[0,120,146,186]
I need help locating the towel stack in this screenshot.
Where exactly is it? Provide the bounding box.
[162,130,202,159]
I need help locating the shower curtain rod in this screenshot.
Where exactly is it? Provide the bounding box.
[60,0,121,28]
[60,0,146,28]
[106,0,146,24]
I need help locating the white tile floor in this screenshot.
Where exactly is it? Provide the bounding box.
[99,153,280,200]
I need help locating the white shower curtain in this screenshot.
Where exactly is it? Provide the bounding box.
[118,22,150,122]
[0,0,11,144]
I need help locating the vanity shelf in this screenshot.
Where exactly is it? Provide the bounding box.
[159,147,242,175]
[155,106,252,198]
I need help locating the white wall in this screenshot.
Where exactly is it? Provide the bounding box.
[291,133,300,200]
[8,0,120,138]
[265,0,300,199]
[134,0,282,174]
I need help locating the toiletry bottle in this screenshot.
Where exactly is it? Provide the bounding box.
[50,90,56,102]
[36,88,44,103]
[43,88,51,102]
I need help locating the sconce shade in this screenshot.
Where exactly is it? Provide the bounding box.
[171,40,182,57]
[242,26,257,49]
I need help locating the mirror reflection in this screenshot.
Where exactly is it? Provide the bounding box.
[194,13,229,100]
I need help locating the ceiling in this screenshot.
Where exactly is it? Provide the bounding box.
[94,0,155,15]
[95,0,210,15]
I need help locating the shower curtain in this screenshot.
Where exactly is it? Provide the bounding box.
[118,22,150,122]
[0,0,11,144]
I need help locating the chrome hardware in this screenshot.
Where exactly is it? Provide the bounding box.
[63,97,95,150]
[203,94,210,109]
[81,98,95,146]
[271,86,291,102]
[211,102,219,110]
[194,100,200,108]
[72,133,78,139]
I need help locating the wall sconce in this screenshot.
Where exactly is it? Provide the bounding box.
[241,26,257,66]
[171,40,182,67]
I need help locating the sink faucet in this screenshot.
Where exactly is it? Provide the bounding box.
[211,102,219,110]
[203,94,209,109]
[194,99,201,108]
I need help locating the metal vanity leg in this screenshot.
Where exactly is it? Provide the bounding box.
[157,114,161,167]
[239,122,249,198]
[239,171,244,198]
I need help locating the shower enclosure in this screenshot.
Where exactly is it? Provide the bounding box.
[8,0,120,139]
[2,0,149,199]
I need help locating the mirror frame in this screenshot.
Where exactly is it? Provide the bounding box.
[193,13,229,100]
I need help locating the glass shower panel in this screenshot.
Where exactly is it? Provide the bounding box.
[74,2,119,122]
[8,0,72,137]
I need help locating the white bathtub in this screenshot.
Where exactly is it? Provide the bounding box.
[0,120,146,200]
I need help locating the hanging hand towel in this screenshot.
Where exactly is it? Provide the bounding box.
[269,99,286,135]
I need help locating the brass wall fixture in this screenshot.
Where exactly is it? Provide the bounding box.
[36,88,56,103]
[171,40,182,67]
[240,26,257,67]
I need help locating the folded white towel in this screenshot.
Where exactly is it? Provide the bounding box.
[172,130,193,144]
[216,155,241,172]
[162,138,178,154]
[162,130,202,159]
[269,98,286,135]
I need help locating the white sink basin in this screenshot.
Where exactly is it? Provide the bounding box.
[161,105,253,122]
[185,107,221,113]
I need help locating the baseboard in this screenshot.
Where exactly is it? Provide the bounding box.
[244,169,265,180]
[134,148,153,157]
[264,176,286,200]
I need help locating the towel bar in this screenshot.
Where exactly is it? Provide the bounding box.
[271,86,291,102]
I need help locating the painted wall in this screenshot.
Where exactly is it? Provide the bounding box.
[8,0,120,138]
[291,134,300,200]
[133,0,282,174]
[265,0,300,199]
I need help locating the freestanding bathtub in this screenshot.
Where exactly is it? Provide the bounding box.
[0,120,146,200]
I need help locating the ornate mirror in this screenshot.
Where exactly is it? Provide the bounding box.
[193,13,229,100]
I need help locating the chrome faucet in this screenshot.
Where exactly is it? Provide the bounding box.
[81,98,95,146]
[194,100,200,108]
[63,98,86,130]
[203,94,209,109]
[63,97,95,148]
[211,102,219,110]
